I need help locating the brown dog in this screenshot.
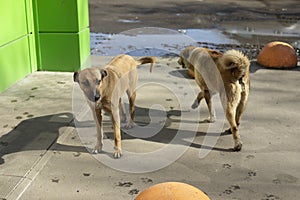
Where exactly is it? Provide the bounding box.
[74,54,155,158]
[178,46,250,151]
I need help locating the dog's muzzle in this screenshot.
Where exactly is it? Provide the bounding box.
[94,93,100,101]
[87,92,101,102]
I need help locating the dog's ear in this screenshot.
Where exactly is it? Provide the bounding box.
[227,61,238,68]
[208,50,222,61]
[100,69,107,79]
[73,72,79,82]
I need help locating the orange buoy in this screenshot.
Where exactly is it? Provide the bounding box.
[257,41,298,68]
[135,182,210,200]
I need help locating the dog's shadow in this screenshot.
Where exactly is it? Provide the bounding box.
[98,105,233,156]
[168,69,192,79]
[0,112,87,165]
[0,107,232,164]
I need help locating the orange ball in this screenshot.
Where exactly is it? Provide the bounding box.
[257,41,298,68]
[135,182,210,200]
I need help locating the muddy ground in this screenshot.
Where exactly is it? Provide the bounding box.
[88,0,300,34]
[88,0,300,59]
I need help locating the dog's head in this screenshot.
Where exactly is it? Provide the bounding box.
[178,46,197,71]
[178,56,195,73]
[73,68,107,102]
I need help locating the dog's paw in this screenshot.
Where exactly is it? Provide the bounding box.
[92,149,102,154]
[233,139,243,151]
[121,115,127,123]
[114,147,122,158]
[224,128,232,135]
[191,101,199,109]
[92,145,103,154]
[203,116,216,123]
[124,122,134,129]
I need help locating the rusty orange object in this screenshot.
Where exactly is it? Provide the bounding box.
[257,41,298,68]
[135,182,210,200]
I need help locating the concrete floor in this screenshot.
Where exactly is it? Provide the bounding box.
[0,56,300,199]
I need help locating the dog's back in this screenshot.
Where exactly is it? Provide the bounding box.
[188,48,250,91]
[189,48,224,92]
[106,54,137,75]
[106,54,155,74]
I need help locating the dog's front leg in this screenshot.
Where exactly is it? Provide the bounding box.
[235,90,249,126]
[111,107,122,158]
[93,108,103,154]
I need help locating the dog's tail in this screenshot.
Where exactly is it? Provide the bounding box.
[136,57,156,73]
[220,50,250,80]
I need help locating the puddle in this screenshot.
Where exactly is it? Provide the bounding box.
[90,28,239,56]
[90,26,300,59]
[179,29,239,44]
[222,20,300,38]
[117,19,141,23]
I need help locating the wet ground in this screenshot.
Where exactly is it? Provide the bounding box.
[89,0,300,59]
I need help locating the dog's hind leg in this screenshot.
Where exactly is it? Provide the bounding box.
[223,88,249,135]
[191,91,204,109]
[225,105,242,151]
[203,90,216,123]
[119,98,127,123]
[125,90,136,129]
[236,90,249,127]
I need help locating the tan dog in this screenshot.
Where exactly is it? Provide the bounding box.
[178,46,250,151]
[74,54,155,158]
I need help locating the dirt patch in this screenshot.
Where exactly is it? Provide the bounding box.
[88,0,300,34]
